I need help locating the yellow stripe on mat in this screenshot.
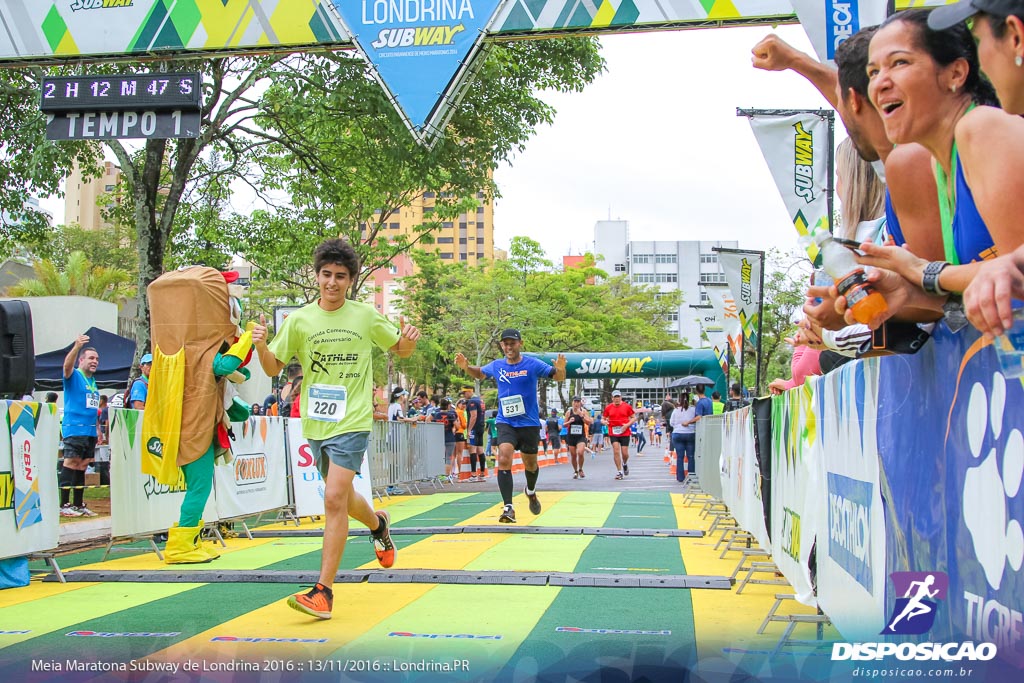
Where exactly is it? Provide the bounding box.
[669,493,836,653]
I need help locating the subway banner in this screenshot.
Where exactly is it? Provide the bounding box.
[717,249,763,347]
[109,408,218,538]
[743,110,832,265]
[0,402,60,561]
[789,0,888,65]
[525,350,727,392]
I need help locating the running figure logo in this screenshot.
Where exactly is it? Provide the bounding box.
[881,571,948,635]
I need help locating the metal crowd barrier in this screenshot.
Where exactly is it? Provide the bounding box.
[369,421,445,495]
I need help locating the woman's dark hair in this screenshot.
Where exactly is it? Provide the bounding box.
[679,394,691,410]
[313,238,360,278]
[983,11,1012,39]
[882,9,999,106]
[390,387,406,402]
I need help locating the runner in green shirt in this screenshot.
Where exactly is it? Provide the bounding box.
[253,239,420,620]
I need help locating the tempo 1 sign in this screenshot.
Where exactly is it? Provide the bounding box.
[46,110,201,141]
[41,72,202,141]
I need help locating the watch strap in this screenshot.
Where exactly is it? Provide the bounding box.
[922,261,951,296]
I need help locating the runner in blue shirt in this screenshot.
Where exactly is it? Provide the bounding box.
[60,333,101,517]
[456,328,566,523]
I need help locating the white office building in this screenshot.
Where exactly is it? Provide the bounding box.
[593,220,738,349]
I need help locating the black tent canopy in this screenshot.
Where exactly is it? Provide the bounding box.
[34,326,136,391]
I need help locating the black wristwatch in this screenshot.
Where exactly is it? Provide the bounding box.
[921,261,951,296]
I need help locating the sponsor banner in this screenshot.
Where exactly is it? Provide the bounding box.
[746,112,831,265]
[212,417,288,520]
[770,383,822,606]
[720,405,770,550]
[877,326,1024,668]
[706,285,744,359]
[525,351,726,394]
[1,402,60,559]
[109,409,217,538]
[717,251,763,347]
[814,358,886,640]
[790,0,888,65]
[330,0,503,144]
[286,418,373,518]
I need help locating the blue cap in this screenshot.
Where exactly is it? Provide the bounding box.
[140,353,153,365]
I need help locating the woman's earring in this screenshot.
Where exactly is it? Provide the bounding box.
[951,84,958,93]
[1016,55,1023,67]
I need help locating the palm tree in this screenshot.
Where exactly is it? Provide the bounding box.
[7,251,132,302]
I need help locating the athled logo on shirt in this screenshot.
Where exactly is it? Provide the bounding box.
[497,368,528,383]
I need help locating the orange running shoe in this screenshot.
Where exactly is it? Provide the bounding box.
[372,511,396,568]
[287,582,333,620]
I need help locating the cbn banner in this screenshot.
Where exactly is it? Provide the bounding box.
[877,326,1024,668]
[720,405,770,550]
[0,402,60,561]
[771,382,821,607]
[109,409,217,538]
[212,417,288,520]
[746,111,831,264]
[717,250,763,347]
[813,358,886,640]
[790,0,888,66]
[286,418,374,519]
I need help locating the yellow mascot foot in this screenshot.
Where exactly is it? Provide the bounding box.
[165,523,214,564]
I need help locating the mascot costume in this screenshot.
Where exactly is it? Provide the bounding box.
[141,267,255,564]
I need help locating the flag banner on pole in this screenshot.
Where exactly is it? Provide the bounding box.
[745,111,831,264]
[706,285,744,359]
[718,251,763,347]
[706,328,731,375]
[789,0,888,66]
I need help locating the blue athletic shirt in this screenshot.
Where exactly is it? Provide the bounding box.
[950,153,998,265]
[62,368,99,438]
[129,375,149,405]
[481,356,555,428]
[883,191,906,247]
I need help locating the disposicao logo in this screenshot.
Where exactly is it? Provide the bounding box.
[211,636,328,643]
[387,631,501,640]
[832,571,998,662]
[67,631,180,638]
[882,571,948,635]
[556,627,671,636]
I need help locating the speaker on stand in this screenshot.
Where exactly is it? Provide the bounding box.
[0,300,35,397]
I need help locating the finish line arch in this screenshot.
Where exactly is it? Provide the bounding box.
[526,350,728,396]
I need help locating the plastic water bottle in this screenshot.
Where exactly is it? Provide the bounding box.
[994,308,1024,379]
[812,229,888,325]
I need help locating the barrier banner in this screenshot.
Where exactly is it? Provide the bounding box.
[746,111,831,265]
[212,417,288,520]
[720,405,770,550]
[0,402,60,560]
[814,358,886,640]
[695,415,724,502]
[109,409,216,538]
[705,284,744,360]
[286,418,373,518]
[771,382,821,606]
[877,326,1024,668]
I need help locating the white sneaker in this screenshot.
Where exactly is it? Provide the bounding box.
[60,505,83,517]
[76,505,99,517]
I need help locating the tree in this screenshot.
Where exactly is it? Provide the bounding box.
[400,237,682,400]
[7,251,131,302]
[0,69,100,258]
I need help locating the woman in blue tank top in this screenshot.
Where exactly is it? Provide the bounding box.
[854,10,1024,298]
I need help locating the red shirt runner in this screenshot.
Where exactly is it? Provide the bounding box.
[603,402,635,438]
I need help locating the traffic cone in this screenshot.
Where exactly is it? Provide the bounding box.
[668,450,677,477]
[663,449,670,464]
